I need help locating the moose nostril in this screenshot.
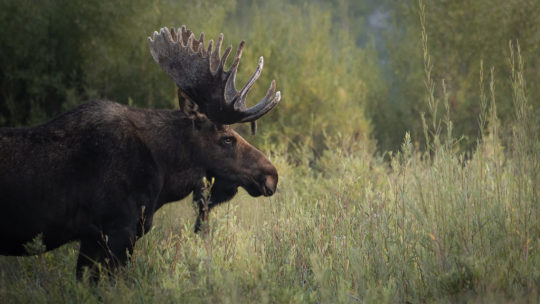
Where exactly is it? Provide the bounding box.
[263,174,277,196]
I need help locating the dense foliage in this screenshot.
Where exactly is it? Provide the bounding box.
[365,0,540,151]
[0,0,374,153]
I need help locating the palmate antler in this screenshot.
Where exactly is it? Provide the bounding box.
[148,26,280,128]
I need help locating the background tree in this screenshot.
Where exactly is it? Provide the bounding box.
[1,0,538,153]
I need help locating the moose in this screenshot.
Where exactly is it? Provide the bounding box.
[0,26,280,279]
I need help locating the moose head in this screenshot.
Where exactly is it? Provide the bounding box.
[148,27,281,230]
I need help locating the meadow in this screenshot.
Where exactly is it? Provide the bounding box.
[1,0,539,303]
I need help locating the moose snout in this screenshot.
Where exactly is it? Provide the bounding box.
[261,168,278,197]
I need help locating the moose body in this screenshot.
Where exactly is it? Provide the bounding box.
[0,26,280,278]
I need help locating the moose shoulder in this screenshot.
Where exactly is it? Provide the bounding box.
[0,26,280,279]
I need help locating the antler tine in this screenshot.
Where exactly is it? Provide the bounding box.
[207,39,214,56]
[170,27,177,41]
[233,56,264,110]
[239,92,281,123]
[219,45,233,73]
[178,26,184,44]
[238,81,281,123]
[210,34,224,73]
[229,40,245,72]
[224,41,245,106]
[186,34,195,53]
[197,33,206,56]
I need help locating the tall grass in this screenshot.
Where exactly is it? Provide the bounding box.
[1,5,539,304]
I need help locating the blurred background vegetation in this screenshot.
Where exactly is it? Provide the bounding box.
[2,0,538,153]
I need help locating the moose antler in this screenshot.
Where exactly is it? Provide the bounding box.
[148,26,280,126]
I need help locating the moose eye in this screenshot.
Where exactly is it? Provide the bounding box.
[221,136,235,146]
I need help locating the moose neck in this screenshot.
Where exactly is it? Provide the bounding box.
[132,108,206,207]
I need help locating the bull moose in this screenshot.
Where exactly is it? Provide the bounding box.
[0,26,280,279]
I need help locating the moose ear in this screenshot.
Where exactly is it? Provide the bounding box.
[178,89,199,119]
[178,89,209,130]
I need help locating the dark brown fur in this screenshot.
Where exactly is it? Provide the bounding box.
[0,100,277,279]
